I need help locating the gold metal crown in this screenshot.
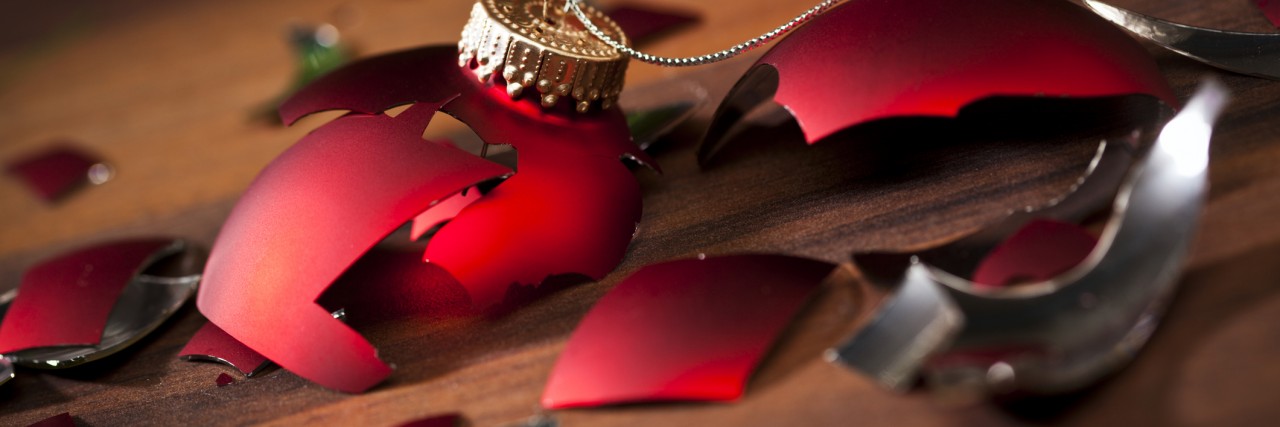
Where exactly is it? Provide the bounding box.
[458,0,629,113]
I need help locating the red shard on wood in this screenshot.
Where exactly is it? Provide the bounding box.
[5,144,109,203]
[702,0,1176,161]
[395,413,462,427]
[542,254,835,408]
[0,239,181,354]
[179,321,270,376]
[25,412,75,427]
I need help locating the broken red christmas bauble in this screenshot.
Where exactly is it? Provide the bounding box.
[198,43,654,392]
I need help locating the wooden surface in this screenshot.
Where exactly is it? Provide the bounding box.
[3,0,1280,425]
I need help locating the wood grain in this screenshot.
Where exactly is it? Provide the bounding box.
[2,0,1280,425]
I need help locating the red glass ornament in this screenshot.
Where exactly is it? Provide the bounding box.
[201,44,651,392]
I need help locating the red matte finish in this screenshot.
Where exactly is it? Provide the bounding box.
[1254,0,1280,27]
[410,188,481,241]
[196,103,510,393]
[5,144,102,202]
[542,254,835,408]
[215,373,236,387]
[972,219,1098,288]
[605,3,700,44]
[0,239,179,354]
[753,0,1176,143]
[179,321,269,376]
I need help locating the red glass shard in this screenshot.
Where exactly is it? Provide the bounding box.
[5,144,109,203]
[410,188,481,241]
[703,0,1175,158]
[179,321,269,376]
[395,413,462,427]
[215,372,236,387]
[278,46,469,125]
[1254,0,1280,27]
[0,239,180,354]
[542,254,835,409]
[25,413,75,427]
[605,3,700,44]
[972,218,1098,288]
[196,102,510,393]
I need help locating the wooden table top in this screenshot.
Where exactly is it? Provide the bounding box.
[3,0,1280,425]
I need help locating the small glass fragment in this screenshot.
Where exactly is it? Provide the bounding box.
[395,413,461,427]
[5,144,110,203]
[25,413,75,427]
[179,321,270,376]
[215,372,236,387]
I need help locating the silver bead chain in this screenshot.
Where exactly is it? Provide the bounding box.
[565,0,844,67]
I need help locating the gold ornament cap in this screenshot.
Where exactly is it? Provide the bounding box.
[458,0,629,113]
